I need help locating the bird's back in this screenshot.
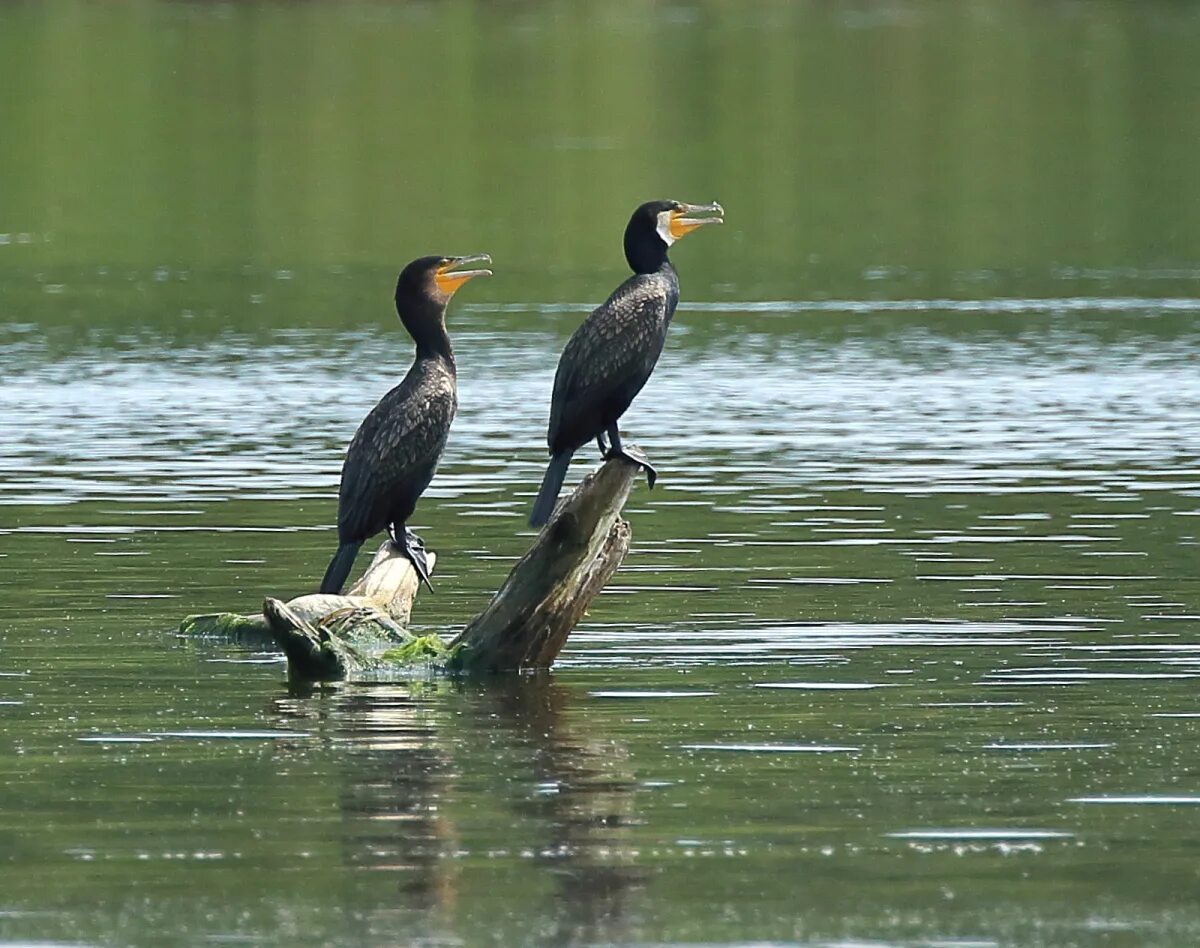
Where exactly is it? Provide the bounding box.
[548,269,678,454]
[337,357,457,542]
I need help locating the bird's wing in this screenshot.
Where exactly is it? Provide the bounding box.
[549,286,668,445]
[336,376,455,538]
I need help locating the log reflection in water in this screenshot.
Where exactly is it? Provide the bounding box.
[333,686,459,913]
[478,680,647,945]
[267,680,645,943]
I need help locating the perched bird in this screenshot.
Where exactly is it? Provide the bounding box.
[528,200,723,527]
[320,254,492,594]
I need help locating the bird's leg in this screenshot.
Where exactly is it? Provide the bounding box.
[596,431,609,457]
[605,423,657,489]
[387,522,434,592]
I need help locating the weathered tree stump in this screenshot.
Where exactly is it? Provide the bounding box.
[181,455,640,681]
[446,458,635,674]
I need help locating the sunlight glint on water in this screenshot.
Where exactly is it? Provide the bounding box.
[2,0,1200,945]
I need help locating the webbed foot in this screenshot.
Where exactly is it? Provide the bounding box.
[604,425,657,488]
[388,523,434,592]
[605,444,657,489]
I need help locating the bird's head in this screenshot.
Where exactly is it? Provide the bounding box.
[394,254,492,354]
[624,200,724,273]
[397,254,493,309]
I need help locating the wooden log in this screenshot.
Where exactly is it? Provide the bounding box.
[263,597,360,683]
[180,454,640,681]
[180,544,433,647]
[447,456,637,673]
[262,596,449,683]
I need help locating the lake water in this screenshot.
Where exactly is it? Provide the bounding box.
[3,1,1200,946]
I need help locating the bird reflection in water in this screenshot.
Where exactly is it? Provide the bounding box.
[271,683,460,927]
[481,679,647,945]
[269,678,644,944]
[331,686,459,909]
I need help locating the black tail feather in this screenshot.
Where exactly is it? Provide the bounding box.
[529,452,572,527]
[319,541,362,594]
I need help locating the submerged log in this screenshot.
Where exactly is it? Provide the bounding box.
[181,455,640,681]
[180,543,434,648]
[261,596,449,683]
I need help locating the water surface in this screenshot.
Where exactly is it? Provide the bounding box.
[3,1,1200,946]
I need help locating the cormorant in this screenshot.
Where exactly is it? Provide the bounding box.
[320,254,492,594]
[528,200,723,527]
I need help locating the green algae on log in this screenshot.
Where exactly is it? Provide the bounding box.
[262,597,452,683]
[180,455,639,681]
[180,541,432,650]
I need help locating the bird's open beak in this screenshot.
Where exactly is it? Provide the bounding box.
[435,254,493,295]
[668,202,724,240]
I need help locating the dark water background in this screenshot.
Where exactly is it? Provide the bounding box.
[2,2,1200,945]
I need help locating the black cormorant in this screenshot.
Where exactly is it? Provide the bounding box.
[528,200,723,527]
[320,254,492,594]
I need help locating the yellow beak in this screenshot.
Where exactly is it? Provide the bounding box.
[668,202,725,240]
[435,254,493,296]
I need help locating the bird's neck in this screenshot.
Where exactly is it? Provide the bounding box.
[630,257,674,280]
[399,301,455,363]
[414,327,454,363]
[624,230,673,274]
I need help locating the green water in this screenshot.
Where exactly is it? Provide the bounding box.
[3,1,1200,946]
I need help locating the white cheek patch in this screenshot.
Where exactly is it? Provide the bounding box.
[656,210,677,246]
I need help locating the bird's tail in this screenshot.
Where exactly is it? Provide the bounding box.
[319,541,362,594]
[529,452,573,527]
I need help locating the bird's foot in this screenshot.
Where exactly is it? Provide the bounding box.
[606,444,657,489]
[388,524,434,592]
